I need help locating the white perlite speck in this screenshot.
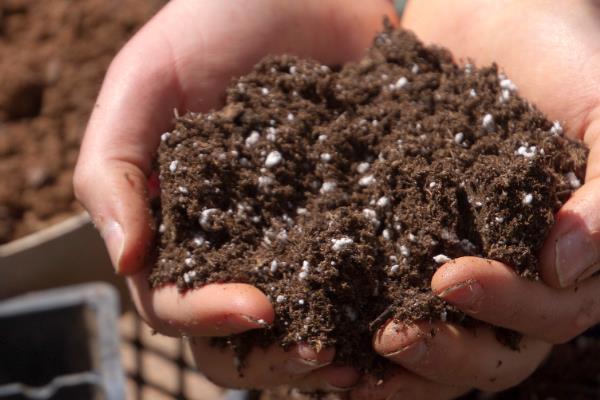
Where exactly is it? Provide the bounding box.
[265,151,283,168]
[391,76,408,90]
[245,131,260,147]
[522,193,533,205]
[376,196,390,208]
[276,295,286,303]
[411,64,420,74]
[158,224,166,233]
[270,260,278,273]
[400,245,410,257]
[199,208,218,230]
[258,175,274,189]
[193,235,205,246]
[184,257,195,267]
[298,271,308,280]
[161,132,171,142]
[469,89,477,97]
[331,237,353,251]
[482,113,495,132]
[433,254,452,264]
[495,216,505,223]
[357,162,370,174]
[566,172,581,189]
[362,208,379,227]
[287,113,295,121]
[320,153,332,162]
[516,145,537,158]
[440,310,448,322]
[298,299,305,305]
[320,181,337,194]
[318,134,328,142]
[183,270,196,284]
[178,186,189,194]
[359,174,375,186]
[266,127,277,141]
[169,160,179,173]
[289,66,297,75]
[499,78,517,91]
[382,229,392,240]
[390,264,400,273]
[550,121,563,135]
[261,87,269,95]
[408,233,417,242]
[454,132,464,144]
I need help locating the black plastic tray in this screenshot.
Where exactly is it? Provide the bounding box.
[0,283,125,400]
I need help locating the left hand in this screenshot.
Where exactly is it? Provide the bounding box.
[352,1,600,398]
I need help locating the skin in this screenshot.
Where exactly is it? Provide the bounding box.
[74,0,600,398]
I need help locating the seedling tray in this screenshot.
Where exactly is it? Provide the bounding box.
[0,283,124,400]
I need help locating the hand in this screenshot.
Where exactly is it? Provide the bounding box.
[74,0,396,392]
[357,1,600,398]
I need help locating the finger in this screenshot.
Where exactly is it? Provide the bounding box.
[350,367,469,400]
[540,168,600,288]
[293,365,361,393]
[433,257,600,343]
[374,320,551,392]
[74,0,397,275]
[127,269,274,337]
[188,338,335,390]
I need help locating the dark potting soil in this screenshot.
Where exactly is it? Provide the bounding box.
[151,24,587,372]
[0,0,164,244]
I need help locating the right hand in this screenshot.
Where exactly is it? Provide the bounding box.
[74,0,397,391]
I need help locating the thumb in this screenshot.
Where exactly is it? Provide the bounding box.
[74,26,180,274]
[540,115,600,288]
[74,159,153,274]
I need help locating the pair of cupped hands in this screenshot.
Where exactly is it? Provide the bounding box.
[74,1,600,398]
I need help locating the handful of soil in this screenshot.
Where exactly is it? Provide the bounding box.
[151,24,587,371]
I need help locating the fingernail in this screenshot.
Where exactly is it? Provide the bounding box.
[237,314,270,328]
[285,344,331,374]
[437,279,483,311]
[555,228,600,287]
[383,339,427,365]
[101,220,124,272]
[211,314,269,335]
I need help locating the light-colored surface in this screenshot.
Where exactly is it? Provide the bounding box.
[0,212,127,300]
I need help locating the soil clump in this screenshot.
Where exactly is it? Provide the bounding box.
[152,25,587,372]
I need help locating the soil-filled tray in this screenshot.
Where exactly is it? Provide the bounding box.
[151,23,587,373]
